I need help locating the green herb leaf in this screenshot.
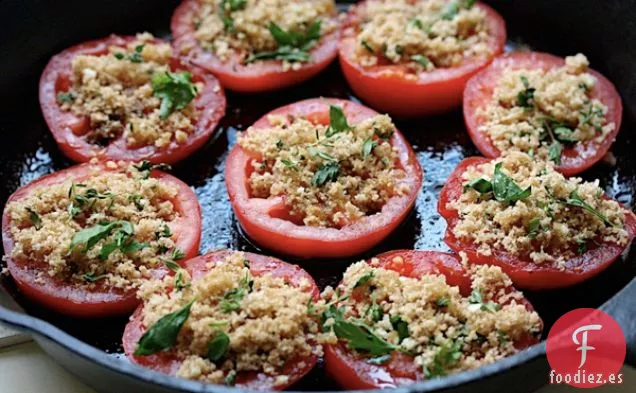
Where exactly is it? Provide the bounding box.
[26,207,42,230]
[463,178,492,194]
[326,105,351,137]
[70,222,120,252]
[320,304,345,332]
[554,126,577,144]
[57,92,75,104]
[133,161,172,179]
[83,272,109,283]
[411,54,430,68]
[307,146,337,162]
[390,315,410,343]
[436,297,449,308]
[492,163,531,203]
[224,370,237,386]
[527,218,541,239]
[441,1,460,20]
[424,339,463,378]
[576,239,587,254]
[361,40,374,53]
[280,159,298,170]
[152,71,198,120]
[332,319,396,356]
[353,271,374,288]
[367,354,392,365]
[467,289,501,313]
[134,300,195,356]
[516,76,535,109]
[361,139,378,159]
[207,330,230,362]
[565,190,615,227]
[312,162,340,187]
[370,303,384,322]
[548,140,563,165]
[246,46,311,63]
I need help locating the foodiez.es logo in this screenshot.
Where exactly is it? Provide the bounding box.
[546,308,625,388]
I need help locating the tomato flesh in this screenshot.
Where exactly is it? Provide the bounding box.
[171,0,340,93]
[324,250,541,389]
[463,51,623,176]
[438,157,636,289]
[224,98,423,259]
[39,34,226,165]
[122,250,320,390]
[1,162,202,317]
[338,1,506,117]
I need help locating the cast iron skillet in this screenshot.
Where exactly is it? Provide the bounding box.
[0,1,635,392]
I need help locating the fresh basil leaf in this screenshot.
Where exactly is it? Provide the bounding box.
[312,162,340,187]
[548,140,562,165]
[326,105,351,136]
[26,207,42,230]
[246,46,310,63]
[467,289,501,313]
[163,259,181,272]
[390,315,410,343]
[333,319,396,356]
[492,163,531,202]
[71,222,119,252]
[134,300,195,356]
[463,178,492,194]
[353,271,374,288]
[554,126,577,144]
[424,339,463,378]
[362,139,378,159]
[207,330,230,362]
[516,76,535,109]
[152,71,198,120]
[321,304,345,332]
[370,303,384,322]
[565,190,615,227]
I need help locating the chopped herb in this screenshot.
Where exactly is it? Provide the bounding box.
[70,221,124,253]
[209,320,229,328]
[134,300,195,355]
[467,289,501,313]
[361,40,374,53]
[26,207,42,230]
[312,162,340,187]
[275,139,284,149]
[220,273,252,313]
[411,54,430,68]
[320,304,345,332]
[114,52,125,60]
[307,146,337,162]
[548,140,563,165]
[325,105,351,137]
[307,298,316,316]
[280,159,298,170]
[492,163,531,203]
[332,319,396,356]
[162,259,181,273]
[151,71,198,119]
[497,330,509,345]
[361,139,378,159]
[128,194,145,211]
[424,339,463,378]
[367,354,392,365]
[83,272,109,283]
[554,126,577,144]
[436,297,449,308]
[516,76,535,109]
[246,47,310,63]
[224,370,237,386]
[207,331,230,362]
[565,190,615,227]
[174,270,190,291]
[247,20,321,63]
[157,224,172,239]
[527,218,542,238]
[576,239,587,254]
[133,161,172,179]
[390,315,410,342]
[57,92,75,104]
[463,178,493,194]
[353,271,374,288]
[369,303,384,322]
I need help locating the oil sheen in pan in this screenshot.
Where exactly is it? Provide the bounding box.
[0,41,635,392]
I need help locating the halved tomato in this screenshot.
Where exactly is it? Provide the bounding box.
[438,157,636,289]
[324,250,541,389]
[224,98,422,259]
[171,0,340,92]
[122,250,320,390]
[39,34,226,164]
[338,1,506,117]
[463,51,623,176]
[1,162,202,317]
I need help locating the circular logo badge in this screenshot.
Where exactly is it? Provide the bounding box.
[546,308,625,388]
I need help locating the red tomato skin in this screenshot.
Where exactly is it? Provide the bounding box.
[338,2,506,117]
[324,250,541,389]
[1,162,202,318]
[463,51,623,176]
[122,250,320,390]
[39,34,226,165]
[224,98,423,259]
[171,0,340,93]
[438,157,636,290]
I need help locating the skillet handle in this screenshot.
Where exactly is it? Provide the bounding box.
[601,277,636,366]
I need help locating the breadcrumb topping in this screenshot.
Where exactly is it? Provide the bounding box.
[238,112,409,228]
[447,152,629,267]
[477,54,614,163]
[350,0,492,71]
[59,33,200,149]
[191,0,338,66]
[322,258,542,377]
[4,163,181,289]
[137,251,324,385]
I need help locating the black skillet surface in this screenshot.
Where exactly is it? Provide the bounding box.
[0,1,635,392]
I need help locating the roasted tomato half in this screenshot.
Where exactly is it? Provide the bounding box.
[1,161,201,317]
[324,250,543,389]
[438,156,636,289]
[339,0,506,117]
[463,51,623,176]
[171,0,340,92]
[123,250,320,390]
[225,98,422,259]
[39,34,226,164]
